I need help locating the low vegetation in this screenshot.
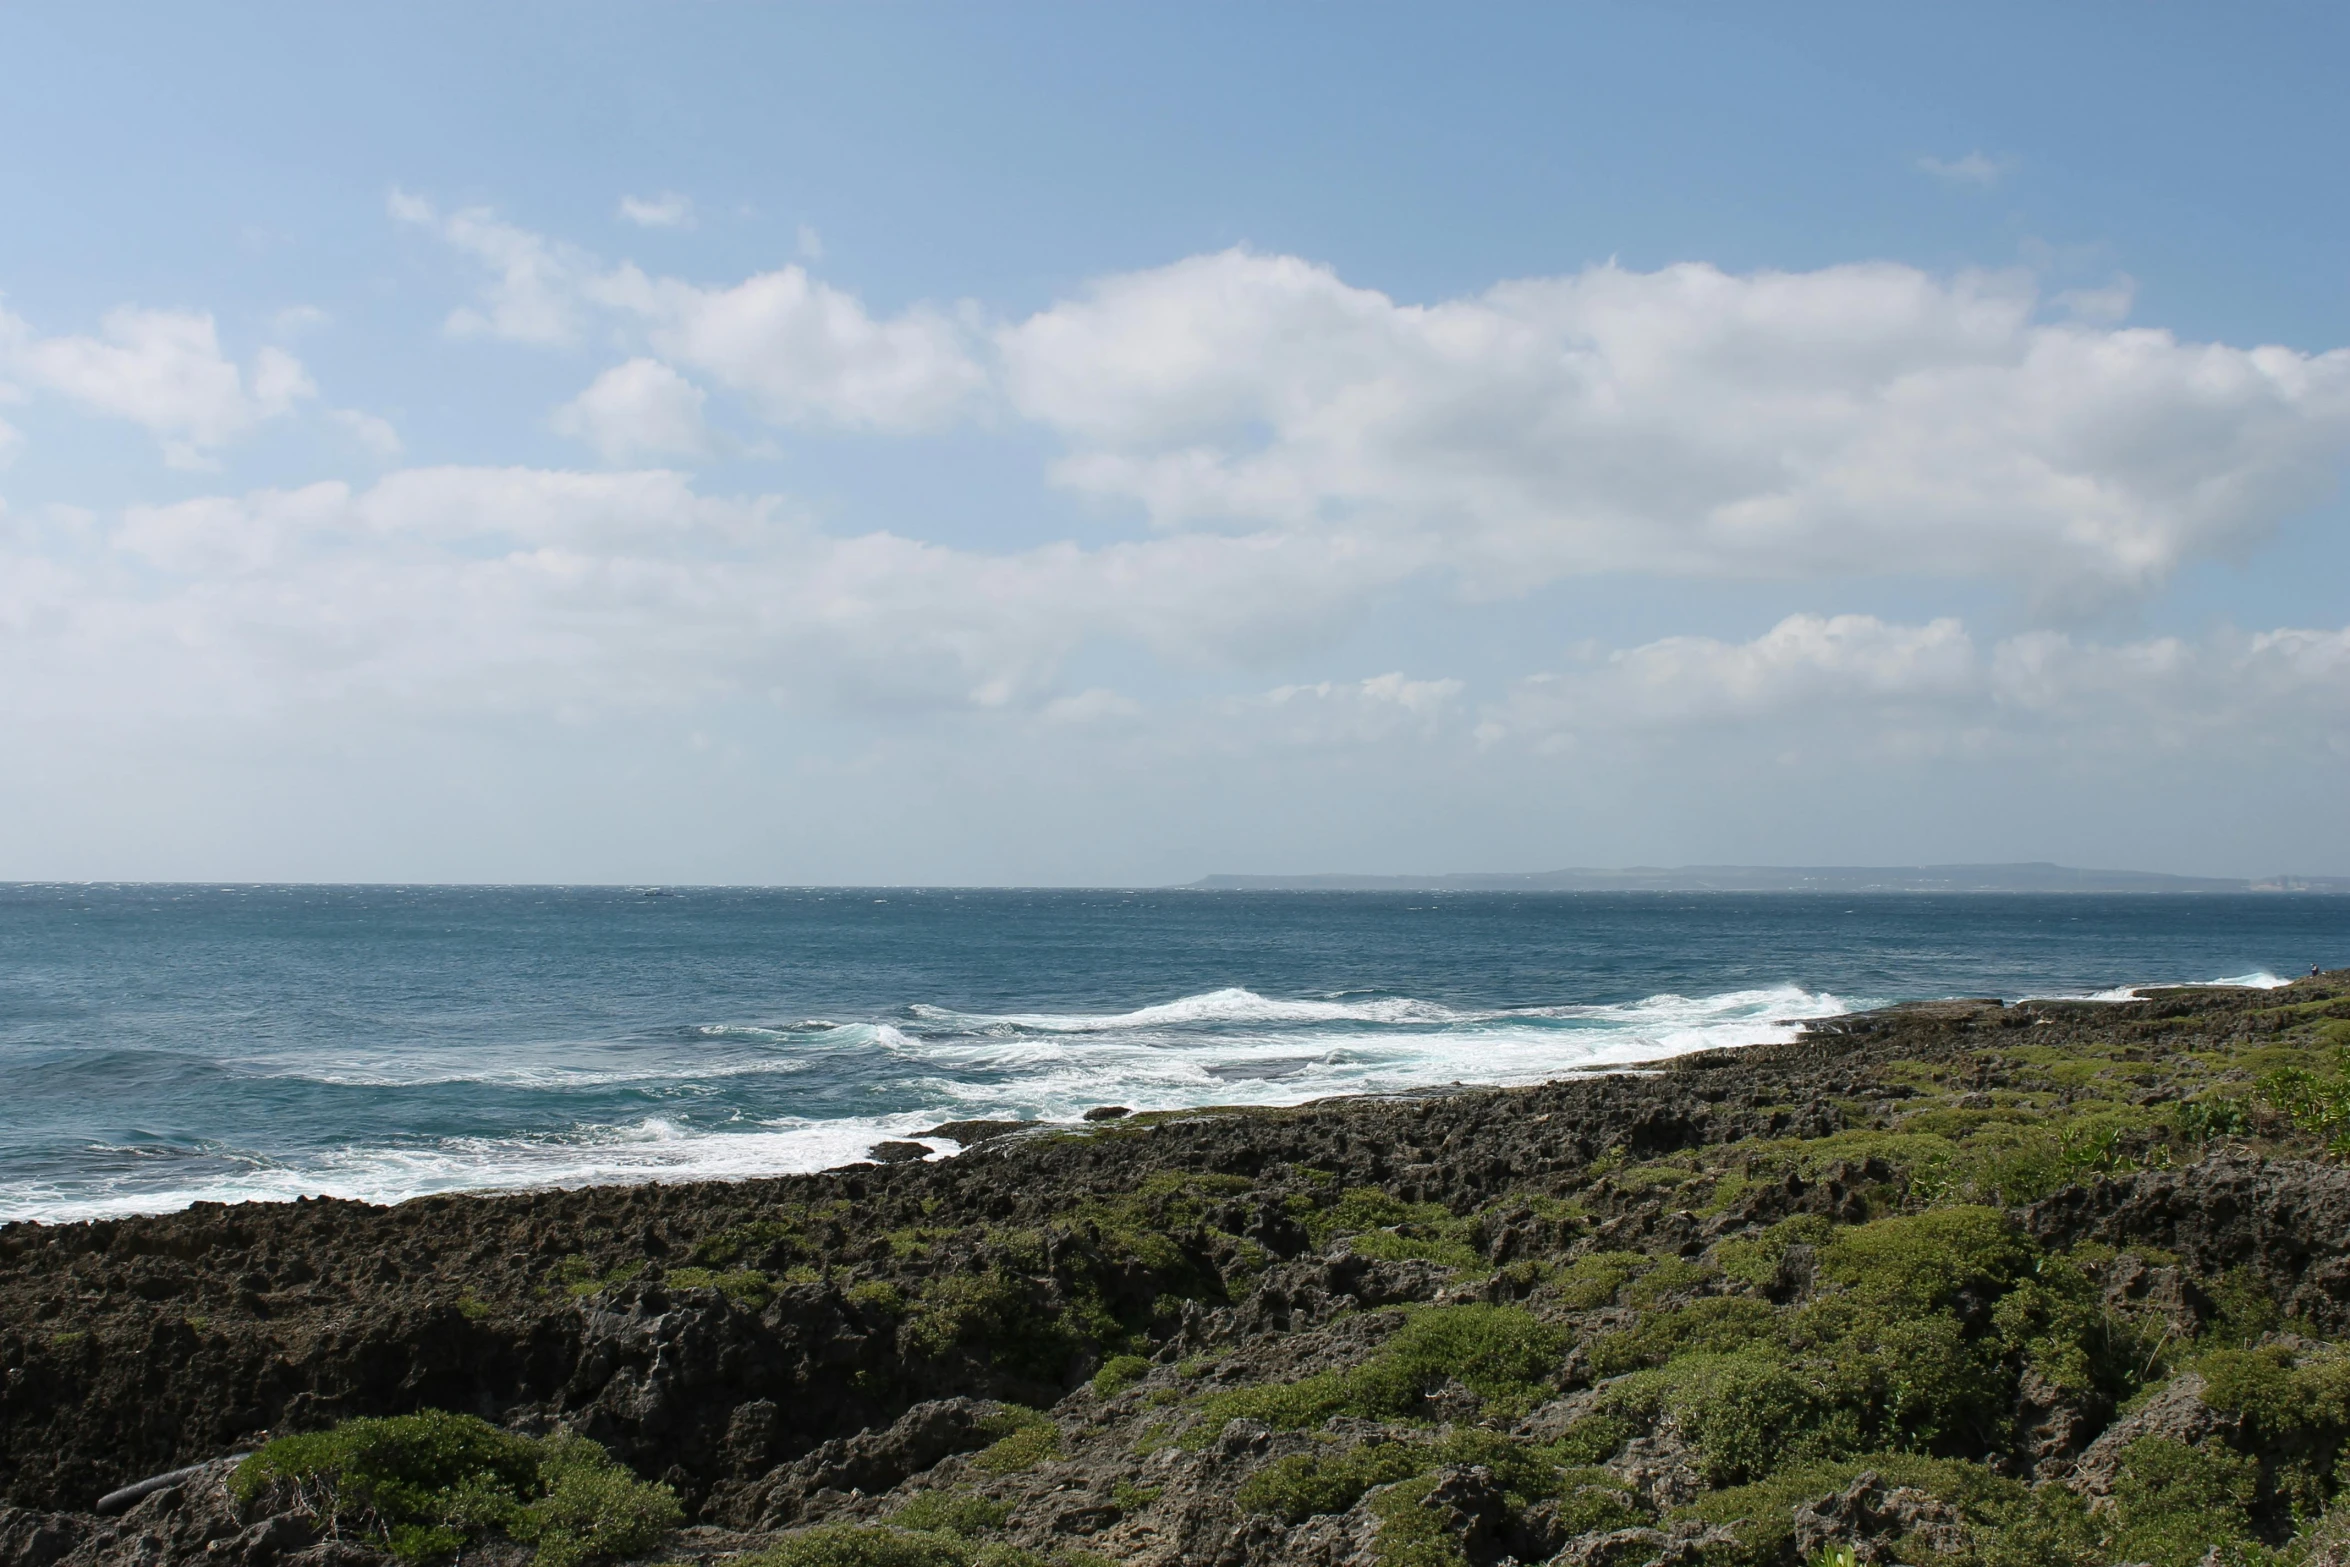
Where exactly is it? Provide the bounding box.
[231,1410,680,1565]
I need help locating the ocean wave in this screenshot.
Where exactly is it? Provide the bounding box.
[1,980,1853,1220]
[223,1023,924,1089]
[0,1112,962,1224]
[2075,970,2293,1001]
[909,987,1466,1032]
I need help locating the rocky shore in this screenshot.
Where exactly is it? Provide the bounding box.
[6,973,2350,1567]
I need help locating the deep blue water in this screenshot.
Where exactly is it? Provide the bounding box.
[1,884,2343,1221]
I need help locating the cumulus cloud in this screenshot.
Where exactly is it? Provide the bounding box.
[0,304,315,467]
[587,264,985,430]
[391,209,2350,591]
[390,191,590,346]
[5,465,1399,722]
[551,359,711,461]
[617,192,694,229]
[1248,672,1468,745]
[1918,152,2005,187]
[998,250,2350,601]
[1480,612,2350,757]
[330,408,404,461]
[399,197,985,429]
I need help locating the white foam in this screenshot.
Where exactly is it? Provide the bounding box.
[912,987,1465,1032]
[2073,970,2292,1002]
[0,982,1853,1221]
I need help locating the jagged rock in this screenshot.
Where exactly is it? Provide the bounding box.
[2069,1373,2235,1498]
[2027,1157,2350,1335]
[1791,1470,1968,1561]
[708,1398,1003,1528]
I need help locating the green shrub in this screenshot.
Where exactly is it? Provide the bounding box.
[1238,1441,1431,1523]
[1549,1251,1649,1309]
[1602,1350,1826,1487]
[887,1491,1009,1538]
[1357,1305,1565,1417]
[904,1273,1078,1378]
[1815,1207,2032,1312]
[232,1411,679,1565]
[1193,1305,1564,1440]
[1090,1355,1151,1397]
[1585,1296,1780,1378]
[1711,1215,1832,1289]
[2107,1436,2264,1567]
[970,1410,1059,1475]
[522,1435,686,1567]
[750,1525,973,1567]
[1365,1475,1455,1567]
[1622,1256,1715,1308]
[1676,1453,2022,1567]
[661,1266,772,1305]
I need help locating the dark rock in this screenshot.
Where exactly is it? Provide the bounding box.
[866,1142,931,1165]
[1791,1469,1967,1562]
[1081,1107,1131,1122]
[707,1398,1003,1529]
[918,1120,1030,1146]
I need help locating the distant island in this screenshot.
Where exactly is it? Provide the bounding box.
[1183,861,2350,893]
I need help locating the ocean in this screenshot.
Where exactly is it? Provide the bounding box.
[2,884,2343,1223]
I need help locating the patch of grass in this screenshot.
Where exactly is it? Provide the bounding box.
[1194,1305,1566,1440]
[747,1526,973,1567]
[1108,1480,1161,1513]
[2107,1436,2267,1567]
[1621,1255,1715,1308]
[1090,1354,1151,1397]
[662,1267,771,1305]
[969,1408,1059,1475]
[1239,1428,1641,1532]
[233,1411,679,1566]
[1238,1440,1431,1523]
[1675,1453,2023,1567]
[1815,1206,2033,1312]
[886,1491,1008,1539]
[846,1280,907,1316]
[554,1256,644,1300]
[1584,1296,1781,1379]
[1710,1215,1832,1290]
[1546,1250,1649,1309]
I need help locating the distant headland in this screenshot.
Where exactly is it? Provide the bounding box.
[1183,861,2350,893]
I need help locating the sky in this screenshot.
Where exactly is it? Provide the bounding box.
[1,1,2346,884]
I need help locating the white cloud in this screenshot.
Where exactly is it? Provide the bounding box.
[1918,151,2005,187]
[550,359,710,461]
[998,250,2350,601]
[395,213,2350,592]
[590,263,985,430]
[1481,612,2350,757]
[2056,277,2135,325]
[1219,671,1469,748]
[391,191,589,346]
[796,224,824,262]
[330,408,404,461]
[8,465,1396,723]
[617,192,695,229]
[0,304,315,467]
[399,198,984,429]
[1043,687,1141,724]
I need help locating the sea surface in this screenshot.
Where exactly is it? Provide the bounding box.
[2,885,2343,1222]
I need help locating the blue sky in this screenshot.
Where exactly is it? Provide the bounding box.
[2,2,2346,882]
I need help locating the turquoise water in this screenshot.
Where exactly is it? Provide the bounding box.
[1,884,2342,1220]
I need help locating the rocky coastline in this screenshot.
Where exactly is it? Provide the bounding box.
[6,973,2350,1567]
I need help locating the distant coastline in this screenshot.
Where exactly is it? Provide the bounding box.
[1184,861,2350,894]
